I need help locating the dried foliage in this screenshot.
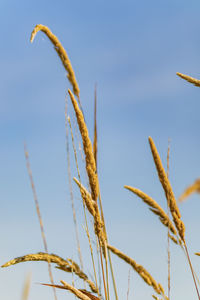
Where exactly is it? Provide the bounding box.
[2,23,200,300]
[179,179,200,202]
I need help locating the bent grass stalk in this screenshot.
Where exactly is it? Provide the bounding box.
[2,253,98,294]
[108,244,168,300]
[124,186,177,238]
[30,24,80,99]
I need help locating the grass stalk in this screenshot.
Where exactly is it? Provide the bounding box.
[24,144,57,300]
[167,139,171,300]
[184,242,200,300]
[65,101,84,271]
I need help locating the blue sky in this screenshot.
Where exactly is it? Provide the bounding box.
[1,1,200,300]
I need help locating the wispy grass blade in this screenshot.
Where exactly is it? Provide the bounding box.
[24,145,57,300]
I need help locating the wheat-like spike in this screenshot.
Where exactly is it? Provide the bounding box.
[79,289,101,300]
[1,253,73,269]
[2,253,98,294]
[42,282,92,300]
[179,179,200,202]
[30,24,80,98]
[68,89,99,202]
[152,296,162,300]
[73,177,106,248]
[167,233,179,245]
[73,177,96,216]
[148,137,185,242]
[108,244,167,298]
[176,72,200,87]
[124,186,177,236]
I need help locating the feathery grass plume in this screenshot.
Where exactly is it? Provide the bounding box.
[148,137,185,242]
[176,72,200,87]
[168,233,181,245]
[179,178,200,202]
[42,281,92,300]
[107,244,168,299]
[73,177,96,216]
[68,89,99,202]
[30,24,80,99]
[2,253,98,294]
[73,177,105,248]
[93,84,98,169]
[21,273,31,300]
[79,289,101,300]
[124,185,177,236]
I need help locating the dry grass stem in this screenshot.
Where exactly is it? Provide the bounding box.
[126,269,131,300]
[2,253,98,293]
[166,139,171,300]
[30,24,80,98]
[68,116,100,295]
[179,179,200,202]
[93,84,98,169]
[107,244,167,298]
[168,233,181,245]
[65,101,84,270]
[73,177,96,216]
[68,89,99,201]
[24,145,57,300]
[21,273,31,300]
[124,185,177,236]
[176,72,200,87]
[73,177,105,249]
[148,137,185,242]
[79,289,101,300]
[42,281,92,300]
